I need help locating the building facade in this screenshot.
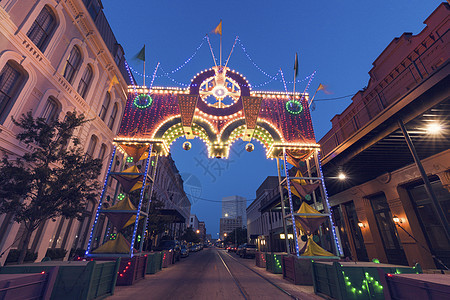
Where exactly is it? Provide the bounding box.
[0,0,131,265]
[246,176,286,252]
[198,221,206,243]
[219,195,247,240]
[189,214,199,231]
[319,3,449,269]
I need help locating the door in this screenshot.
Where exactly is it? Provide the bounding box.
[344,202,369,261]
[370,193,408,265]
[407,178,450,269]
[332,206,352,259]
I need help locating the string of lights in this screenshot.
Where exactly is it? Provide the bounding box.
[279,67,291,100]
[185,193,255,203]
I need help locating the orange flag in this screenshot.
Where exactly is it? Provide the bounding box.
[213,20,222,35]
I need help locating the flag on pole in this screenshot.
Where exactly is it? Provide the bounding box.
[108,75,119,92]
[135,45,145,62]
[317,83,332,94]
[294,53,298,78]
[213,20,222,35]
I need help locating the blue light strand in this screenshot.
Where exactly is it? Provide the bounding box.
[86,146,117,256]
[129,144,153,256]
[279,67,291,100]
[149,62,160,90]
[159,66,190,87]
[299,70,316,102]
[124,61,137,86]
[139,156,159,252]
[316,151,343,256]
[283,149,300,257]
[206,35,218,66]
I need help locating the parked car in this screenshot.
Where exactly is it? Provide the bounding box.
[227,245,237,253]
[155,240,181,262]
[189,245,197,252]
[239,244,257,258]
[236,244,245,256]
[180,245,189,258]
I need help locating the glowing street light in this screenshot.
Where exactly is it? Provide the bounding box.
[338,172,346,180]
[225,213,228,217]
[196,229,200,234]
[425,122,442,134]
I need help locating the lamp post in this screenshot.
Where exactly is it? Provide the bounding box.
[397,119,450,242]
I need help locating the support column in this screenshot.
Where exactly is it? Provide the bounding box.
[276,158,290,254]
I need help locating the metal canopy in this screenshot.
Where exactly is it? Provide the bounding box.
[322,70,450,196]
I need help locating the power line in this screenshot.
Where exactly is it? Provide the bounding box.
[314,94,354,101]
[185,193,255,203]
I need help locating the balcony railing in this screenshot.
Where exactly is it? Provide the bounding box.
[320,28,449,158]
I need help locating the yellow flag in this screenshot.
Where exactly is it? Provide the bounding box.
[108,75,119,92]
[317,83,332,94]
[213,20,222,35]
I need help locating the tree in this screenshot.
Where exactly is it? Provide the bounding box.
[180,226,200,243]
[224,227,247,245]
[0,111,102,264]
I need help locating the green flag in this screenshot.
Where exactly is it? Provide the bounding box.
[135,45,145,62]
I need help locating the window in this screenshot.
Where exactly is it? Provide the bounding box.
[107,103,118,130]
[77,65,93,98]
[27,5,56,52]
[41,97,58,123]
[63,46,81,84]
[99,92,110,121]
[86,135,98,157]
[98,143,107,161]
[0,61,26,123]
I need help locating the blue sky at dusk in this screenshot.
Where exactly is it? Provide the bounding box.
[103,1,442,238]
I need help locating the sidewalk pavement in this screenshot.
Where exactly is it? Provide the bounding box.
[233,254,322,300]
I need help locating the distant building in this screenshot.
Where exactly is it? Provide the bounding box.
[198,221,206,242]
[220,195,247,240]
[319,3,449,268]
[222,195,247,224]
[219,216,243,240]
[189,214,199,231]
[246,176,286,252]
[152,154,191,241]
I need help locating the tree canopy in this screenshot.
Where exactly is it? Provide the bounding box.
[0,111,102,263]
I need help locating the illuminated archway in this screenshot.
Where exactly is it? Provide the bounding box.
[87,65,342,260]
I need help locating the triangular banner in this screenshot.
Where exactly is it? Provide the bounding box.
[177,94,199,139]
[241,96,262,140]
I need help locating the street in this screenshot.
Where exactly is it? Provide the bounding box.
[108,248,317,300]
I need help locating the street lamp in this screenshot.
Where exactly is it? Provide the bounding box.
[225,213,228,217]
[338,172,347,180]
[425,122,442,134]
[224,233,227,237]
[196,229,200,234]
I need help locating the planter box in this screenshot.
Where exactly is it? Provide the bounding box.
[0,260,120,300]
[255,251,266,268]
[282,255,340,285]
[142,252,163,274]
[311,261,422,300]
[378,270,450,300]
[0,269,58,300]
[96,256,147,286]
[161,251,173,268]
[265,253,285,274]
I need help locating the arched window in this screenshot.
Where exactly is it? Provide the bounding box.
[99,92,110,121]
[41,97,59,123]
[63,46,81,84]
[26,5,56,52]
[107,103,118,130]
[77,65,93,98]
[98,143,107,161]
[86,135,98,157]
[0,61,27,124]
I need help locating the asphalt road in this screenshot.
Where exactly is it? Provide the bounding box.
[108,248,295,300]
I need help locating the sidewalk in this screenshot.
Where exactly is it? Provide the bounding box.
[232,254,322,300]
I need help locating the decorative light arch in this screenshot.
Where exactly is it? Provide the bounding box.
[87,64,342,260]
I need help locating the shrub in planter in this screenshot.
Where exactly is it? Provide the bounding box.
[5,249,38,264]
[45,248,68,260]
